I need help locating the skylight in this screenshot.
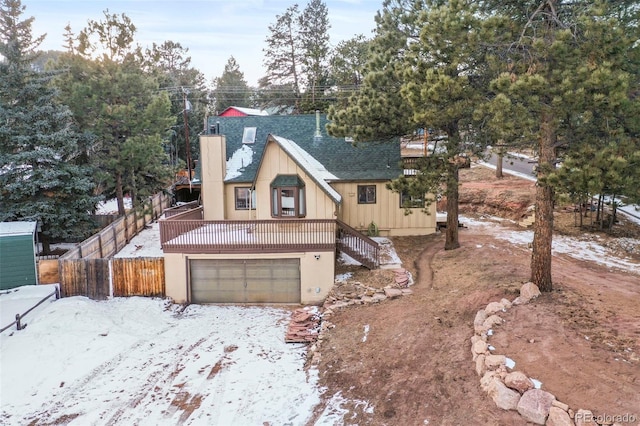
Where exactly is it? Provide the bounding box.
[242,127,257,144]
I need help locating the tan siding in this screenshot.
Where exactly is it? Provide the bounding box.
[331,181,436,236]
[225,183,257,220]
[252,142,336,220]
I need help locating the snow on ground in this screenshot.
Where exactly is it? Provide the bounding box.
[114,221,164,258]
[95,197,132,215]
[1,294,322,425]
[2,213,638,425]
[460,215,640,274]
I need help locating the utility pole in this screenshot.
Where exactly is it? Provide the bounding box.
[182,87,192,180]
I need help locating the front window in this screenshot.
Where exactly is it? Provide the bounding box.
[271,175,306,218]
[357,185,376,204]
[400,191,424,208]
[235,187,256,210]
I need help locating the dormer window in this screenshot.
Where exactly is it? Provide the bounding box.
[270,175,306,218]
[242,127,257,144]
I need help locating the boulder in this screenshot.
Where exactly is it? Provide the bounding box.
[483,314,503,329]
[474,309,487,327]
[504,371,534,393]
[517,389,556,425]
[485,301,505,315]
[472,339,488,356]
[475,354,486,376]
[485,354,506,370]
[487,379,521,411]
[383,287,403,298]
[500,298,513,309]
[547,406,574,426]
[520,282,541,301]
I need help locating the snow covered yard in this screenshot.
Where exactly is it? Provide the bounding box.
[0,295,324,425]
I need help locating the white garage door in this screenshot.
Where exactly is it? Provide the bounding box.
[189,259,301,303]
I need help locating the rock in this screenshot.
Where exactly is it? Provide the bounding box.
[401,288,413,295]
[474,309,487,327]
[480,371,499,392]
[547,406,574,426]
[551,400,570,412]
[574,409,596,426]
[483,314,503,329]
[487,379,521,411]
[500,298,513,309]
[485,354,506,370]
[383,287,403,298]
[371,293,387,302]
[504,371,534,393]
[512,296,526,305]
[475,354,486,376]
[471,335,483,345]
[520,282,541,301]
[485,301,505,315]
[517,389,556,425]
[472,339,488,356]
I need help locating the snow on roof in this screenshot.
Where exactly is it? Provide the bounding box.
[0,221,37,237]
[269,135,342,204]
[225,144,254,180]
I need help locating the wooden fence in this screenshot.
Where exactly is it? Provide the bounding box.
[59,192,171,260]
[38,191,172,299]
[58,257,165,300]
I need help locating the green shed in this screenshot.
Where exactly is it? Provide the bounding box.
[0,221,38,290]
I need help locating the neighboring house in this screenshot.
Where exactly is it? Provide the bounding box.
[217,106,269,117]
[160,113,437,305]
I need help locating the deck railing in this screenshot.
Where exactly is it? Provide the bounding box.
[160,217,336,254]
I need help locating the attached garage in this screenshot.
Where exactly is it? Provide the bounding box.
[189,258,301,303]
[0,221,38,290]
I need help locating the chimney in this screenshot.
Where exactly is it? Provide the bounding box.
[313,110,322,142]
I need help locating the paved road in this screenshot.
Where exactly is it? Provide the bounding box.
[485,151,537,177]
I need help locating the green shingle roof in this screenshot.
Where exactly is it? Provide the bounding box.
[207,114,403,183]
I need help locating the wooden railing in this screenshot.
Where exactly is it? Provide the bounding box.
[160,218,337,254]
[163,201,200,218]
[336,219,379,269]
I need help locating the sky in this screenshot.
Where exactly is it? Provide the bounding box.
[23,0,382,86]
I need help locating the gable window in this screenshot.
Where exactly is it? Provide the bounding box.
[235,187,256,210]
[357,185,376,204]
[400,191,424,209]
[271,175,306,218]
[242,127,257,144]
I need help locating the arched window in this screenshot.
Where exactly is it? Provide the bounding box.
[270,175,306,218]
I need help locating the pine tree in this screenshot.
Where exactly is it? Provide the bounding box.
[298,0,331,111]
[212,56,251,113]
[0,0,100,252]
[483,0,639,291]
[53,10,175,214]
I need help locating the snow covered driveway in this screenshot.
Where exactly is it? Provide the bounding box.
[1,297,320,425]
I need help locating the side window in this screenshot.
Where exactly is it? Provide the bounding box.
[400,191,424,208]
[235,187,256,210]
[357,185,376,204]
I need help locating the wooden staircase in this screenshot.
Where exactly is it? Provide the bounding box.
[518,213,535,228]
[336,220,379,269]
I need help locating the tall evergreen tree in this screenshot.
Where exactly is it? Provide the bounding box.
[262,4,303,111]
[483,0,639,291]
[212,56,251,113]
[329,35,371,107]
[299,0,331,111]
[0,0,100,252]
[53,10,174,215]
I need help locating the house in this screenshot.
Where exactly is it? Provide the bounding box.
[160,113,437,305]
[0,221,38,290]
[217,106,269,117]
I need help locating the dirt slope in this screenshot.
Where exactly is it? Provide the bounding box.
[311,166,640,425]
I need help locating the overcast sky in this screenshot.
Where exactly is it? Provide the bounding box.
[23,0,381,86]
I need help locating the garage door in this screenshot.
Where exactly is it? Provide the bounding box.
[189,259,300,303]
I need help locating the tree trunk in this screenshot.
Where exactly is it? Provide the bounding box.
[496,151,504,178]
[530,113,555,292]
[115,172,126,216]
[445,164,460,250]
[40,229,51,255]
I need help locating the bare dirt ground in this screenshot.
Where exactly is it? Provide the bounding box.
[311,166,640,425]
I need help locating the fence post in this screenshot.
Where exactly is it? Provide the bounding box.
[55,286,60,299]
[15,313,22,330]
